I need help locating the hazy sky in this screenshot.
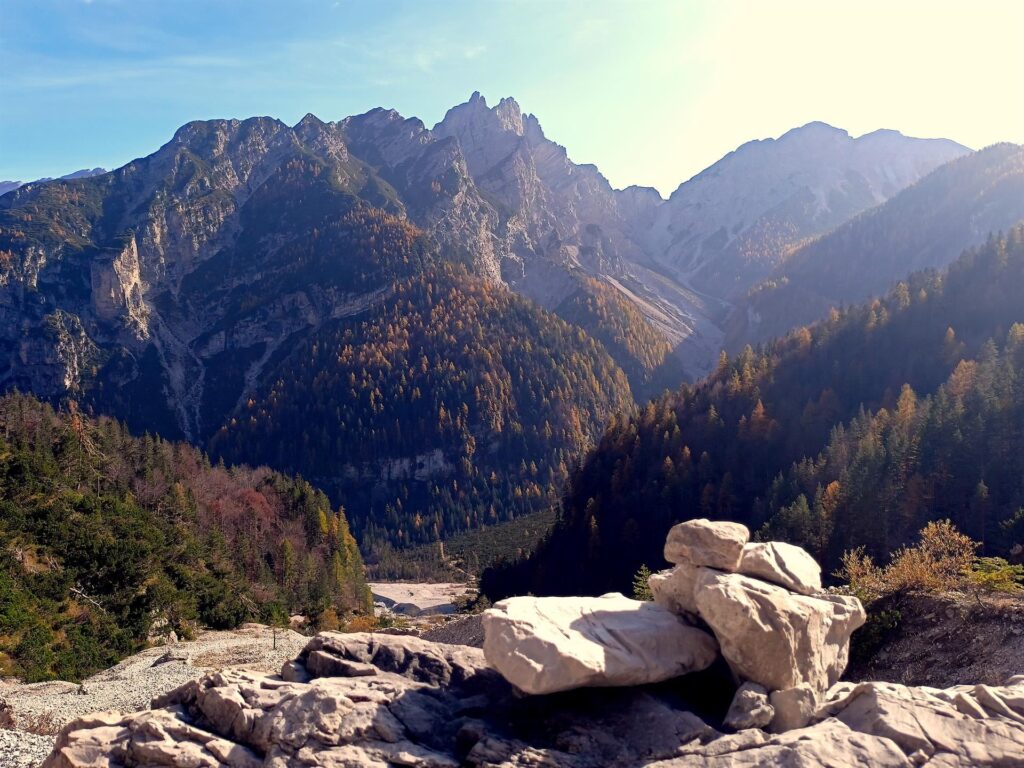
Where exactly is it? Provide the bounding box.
[3,0,1023,195]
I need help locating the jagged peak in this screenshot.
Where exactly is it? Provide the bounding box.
[294,112,326,130]
[170,115,287,144]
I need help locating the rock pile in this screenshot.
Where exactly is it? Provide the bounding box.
[484,518,864,731]
[649,519,865,729]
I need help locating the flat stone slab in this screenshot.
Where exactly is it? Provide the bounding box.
[482,593,718,695]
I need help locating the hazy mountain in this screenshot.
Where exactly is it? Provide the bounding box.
[727,143,1024,347]
[0,167,108,197]
[647,122,968,298]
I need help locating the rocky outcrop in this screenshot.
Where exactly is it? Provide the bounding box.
[650,522,865,701]
[481,593,717,694]
[42,633,1024,767]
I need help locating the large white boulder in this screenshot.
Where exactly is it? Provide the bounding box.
[481,593,718,695]
[664,519,749,570]
[694,570,865,693]
[738,542,822,595]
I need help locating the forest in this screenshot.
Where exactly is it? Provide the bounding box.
[0,393,369,682]
[209,263,633,558]
[481,226,1024,599]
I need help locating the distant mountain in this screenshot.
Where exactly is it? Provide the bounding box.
[0,167,107,197]
[0,95,982,554]
[482,227,1024,600]
[647,123,968,298]
[727,143,1024,347]
[0,115,634,551]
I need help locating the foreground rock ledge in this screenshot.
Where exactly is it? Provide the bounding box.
[44,633,1024,768]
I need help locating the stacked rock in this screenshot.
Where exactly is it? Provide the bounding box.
[648,519,865,731]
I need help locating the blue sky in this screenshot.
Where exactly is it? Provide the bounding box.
[2,0,1023,194]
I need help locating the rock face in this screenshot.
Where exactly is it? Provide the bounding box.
[664,519,749,570]
[42,633,1024,768]
[481,593,718,694]
[738,541,822,595]
[695,570,865,692]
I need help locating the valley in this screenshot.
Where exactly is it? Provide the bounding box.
[3,94,1015,572]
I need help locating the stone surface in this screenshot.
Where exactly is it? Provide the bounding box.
[41,634,1024,768]
[664,519,749,570]
[769,684,817,732]
[723,682,774,731]
[694,569,866,692]
[649,563,703,616]
[738,542,822,595]
[482,593,718,695]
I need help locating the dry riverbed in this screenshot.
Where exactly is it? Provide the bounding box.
[0,624,307,768]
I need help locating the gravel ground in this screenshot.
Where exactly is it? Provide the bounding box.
[0,623,308,768]
[421,613,485,648]
[0,729,55,768]
[368,581,472,616]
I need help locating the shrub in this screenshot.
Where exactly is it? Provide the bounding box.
[967,557,1024,594]
[839,520,1021,603]
[632,564,654,601]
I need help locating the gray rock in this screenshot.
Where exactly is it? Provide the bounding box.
[40,634,1024,768]
[649,563,703,616]
[768,684,817,732]
[724,683,774,731]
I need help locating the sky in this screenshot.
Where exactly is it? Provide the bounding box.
[2,0,1023,195]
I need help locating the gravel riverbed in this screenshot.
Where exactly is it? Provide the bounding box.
[0,624,307,768]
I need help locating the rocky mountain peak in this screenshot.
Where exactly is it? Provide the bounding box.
[778,120,851,143]
[294,112,327,129]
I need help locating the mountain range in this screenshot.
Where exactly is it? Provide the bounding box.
[1,93,1022,556]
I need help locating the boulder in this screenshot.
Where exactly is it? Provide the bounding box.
[482,593,718,695]
[768,684,817,732]
[724,682,774,731]
[738,542,822,595]
[648,563,703,616]
[664,519,749,570]
[694,570,865,692]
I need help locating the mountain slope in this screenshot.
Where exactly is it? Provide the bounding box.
[481,227,1024,599]
[0,392,369,682]
[728,143,1024,347]
[208,264,633,551]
